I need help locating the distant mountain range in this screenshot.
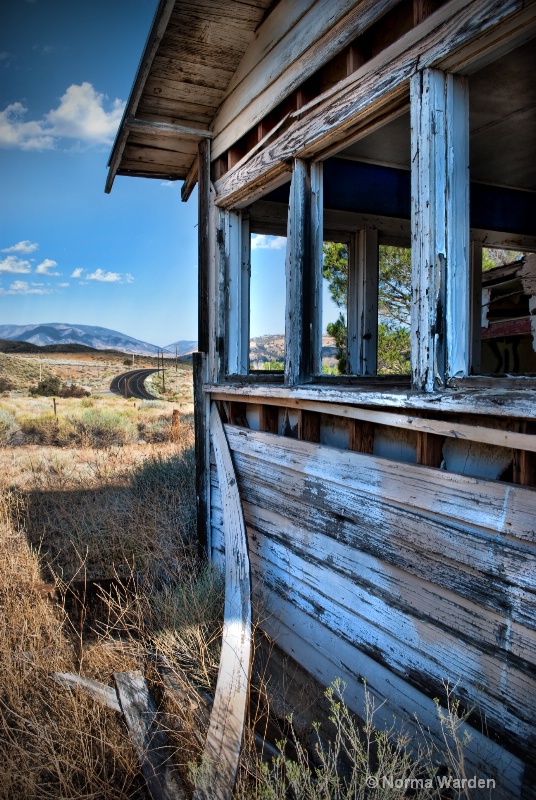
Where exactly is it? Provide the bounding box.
[0,323,197,357]
[0,323,337,365]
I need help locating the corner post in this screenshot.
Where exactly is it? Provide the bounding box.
[410,69,469,391]
[195,139,211,558]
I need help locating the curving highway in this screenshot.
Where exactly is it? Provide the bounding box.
[109,368,162,400]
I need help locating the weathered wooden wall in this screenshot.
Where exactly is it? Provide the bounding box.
[209,416,536,797]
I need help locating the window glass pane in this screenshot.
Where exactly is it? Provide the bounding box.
[249,234,286,371]
[322,241,348,374]
[377,245,411,374]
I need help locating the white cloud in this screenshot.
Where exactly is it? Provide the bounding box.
[36,258,60,276]
[46,83,124,145]
[251,234,287,251]
[0,255,32,273]
[58,282,69,287]
[86,268,124,283]
[0,102,54,150]
[70,267,84,278]
[0,280,51,295]
[1,240,39,254]
[0,82,125,151]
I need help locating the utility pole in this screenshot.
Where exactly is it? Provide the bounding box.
[175,345,178,373]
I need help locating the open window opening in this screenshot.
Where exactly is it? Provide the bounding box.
[469,37,536,377]
[249,232,287,372]
[318,109,412,380]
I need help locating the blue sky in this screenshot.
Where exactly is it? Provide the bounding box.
[0,0,339,347]
[0,0,200,346]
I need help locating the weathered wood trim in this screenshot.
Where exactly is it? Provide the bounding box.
[310,162,324,377]
[194,405,251,800]
[198,138,211,354]
[194,352,210,559]
[211,0,401,161]
[225,210,249,375]
[214,0,532,208]
[206,381,536,419]
[114,671,186,800]
[211,391,536,455]
[410,68,469,391]
[445,73,470,382]
[285,159,310,385]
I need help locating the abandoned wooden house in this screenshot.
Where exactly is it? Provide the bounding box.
[106,0,536,796]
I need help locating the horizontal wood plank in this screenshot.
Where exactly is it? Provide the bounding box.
[213,391,536,453]
[207,382,536,421]
[224,426,536,543]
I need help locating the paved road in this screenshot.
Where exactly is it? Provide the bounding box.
[109,368,161,400]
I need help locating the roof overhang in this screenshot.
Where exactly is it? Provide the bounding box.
[105,0,272,199]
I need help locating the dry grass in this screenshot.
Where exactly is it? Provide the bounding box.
[0,407,225,799]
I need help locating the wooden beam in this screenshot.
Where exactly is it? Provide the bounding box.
[51,673,121,713]
[214,0,531,208]
[211,392,536,453]
[513,421,536,487]
[124,117,212,139]
[410,68,469,391]
[115,671,186,800]
[198,138,210,354]
[181,155,199,202]
[194,404,252,800]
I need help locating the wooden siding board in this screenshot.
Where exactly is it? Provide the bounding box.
[126,134,200,156]
[261,603,528,796]
[238,495,536,666]
[224,426,536,544]
[230,457,536,630]
[245,517,536,749]
[209,462,536,786]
